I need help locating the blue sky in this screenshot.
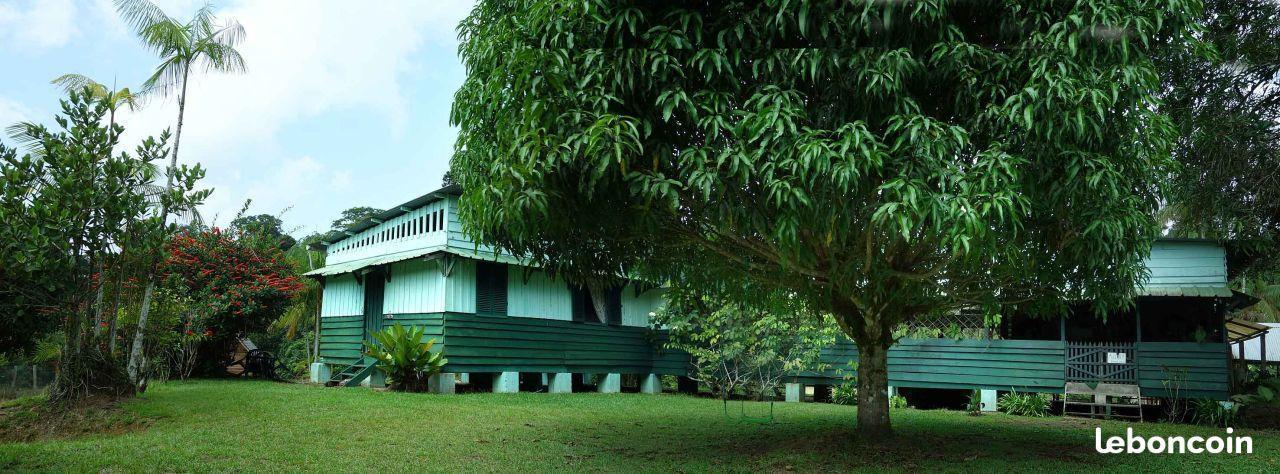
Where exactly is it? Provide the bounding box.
[0,0,474,237]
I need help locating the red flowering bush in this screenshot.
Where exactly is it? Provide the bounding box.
[163,227,303,340]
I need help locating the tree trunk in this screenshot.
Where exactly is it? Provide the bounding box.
[127,281,155,384]
[128,66,189,385]
[831,297,894,436]
[855,340,891,437]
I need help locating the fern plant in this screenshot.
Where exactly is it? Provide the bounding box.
[363,324,447,392]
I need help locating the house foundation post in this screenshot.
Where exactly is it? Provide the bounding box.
[980,389,998,412]
[494,372,520,393]
[549,373,573,393]
[639,374,661,394]
[598,373,621,393]
[429,373,456,394]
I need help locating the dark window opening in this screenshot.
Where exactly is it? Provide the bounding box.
[570,284,621,325]
[1138,297,1223,343]
[475,261,508,316]
[1000,312,1061,341]
[1064,303,1137,343]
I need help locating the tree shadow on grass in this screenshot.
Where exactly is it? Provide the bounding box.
[534,405,1103,471]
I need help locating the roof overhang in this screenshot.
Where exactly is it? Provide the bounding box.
[1136,285,1233,298]
[1227,317,1270,343]
[304,246,529,278]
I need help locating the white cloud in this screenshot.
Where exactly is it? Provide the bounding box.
[110,0,474,232]
[0,95,34,128]
[0,0,78,50]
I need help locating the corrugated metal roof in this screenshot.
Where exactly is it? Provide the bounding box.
[304,245,530,277]
[1137,286,1233,298]
[305,247,445,276]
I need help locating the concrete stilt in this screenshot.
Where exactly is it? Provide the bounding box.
[309,363,331,384]
[493,372,520,393]
[598,373,621,393]
[549,373,573,393]
[639,374,661,394]
[980,389,998,412]
[429,373,456,394]
[785,383,802,402]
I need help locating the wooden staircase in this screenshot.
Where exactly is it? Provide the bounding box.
[326,358,378,387]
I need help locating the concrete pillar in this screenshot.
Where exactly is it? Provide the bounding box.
[549,373,573,393]
[887,385,898,397]
[980,389,998,412]
[493,372,520,393]
[640,374,661,394]
[598,373,621,393]
[458,373,470,384]
[362,370,386,388]
[785,383,802,403]
[309,363,331,384]
[429,373,456,394]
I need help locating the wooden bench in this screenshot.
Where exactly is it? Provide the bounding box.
[1062,382,1143,421]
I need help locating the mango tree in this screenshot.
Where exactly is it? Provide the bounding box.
[450,0,1198,435]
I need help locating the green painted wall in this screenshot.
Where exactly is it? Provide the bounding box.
[621,287,665,327]
[383,259,446,315]
[320,274,363,317]
[507,267,573,321]
[1137,342,1229,400]
[438,312,686,375]
[1142,240,1228,292]
[444,258,476,313]
[792,339,1067,393]
[318,315,364,366]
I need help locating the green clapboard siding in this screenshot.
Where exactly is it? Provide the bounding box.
[320,274,363,317]
[790,338,1067,393]
[1137,342,1229,400]
[383,259,445,315]
[1142,240,1228,293]
[318,315,364,365]
[438,313,687,375]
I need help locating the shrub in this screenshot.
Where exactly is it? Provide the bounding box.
[967,389,983,416]
[832,381,857,405]
[1189,398,1238,427]
[889,395,909,409]
[998,390,1050,417]
[363,324,447,392]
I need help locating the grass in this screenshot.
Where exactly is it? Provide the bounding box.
[0,380,1277,472]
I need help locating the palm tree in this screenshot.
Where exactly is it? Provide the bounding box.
[114,0,246,384]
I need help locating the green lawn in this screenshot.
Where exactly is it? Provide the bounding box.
[1,380,1276,472]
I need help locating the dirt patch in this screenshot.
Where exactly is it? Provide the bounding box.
[0,395,151,443]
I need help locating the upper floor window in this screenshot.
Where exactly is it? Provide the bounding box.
[475,261,508,316]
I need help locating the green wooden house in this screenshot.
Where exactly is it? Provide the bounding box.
[305,185,683,393]
[785,238,1243,412]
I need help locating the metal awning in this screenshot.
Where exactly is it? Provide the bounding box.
[304,247,444,277]
[1138,285,1233,298]
[1227,317,1270,343]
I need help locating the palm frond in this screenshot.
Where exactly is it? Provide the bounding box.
[114,0,174,38]
[212,19,245,47]
[50,74,108,98]
[197,40,246,74]
[4,121,47,156]
[142,54,190,95]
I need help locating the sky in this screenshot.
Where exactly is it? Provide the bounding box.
[0,0,474,237]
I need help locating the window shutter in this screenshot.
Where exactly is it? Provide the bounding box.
[475,261,508,316]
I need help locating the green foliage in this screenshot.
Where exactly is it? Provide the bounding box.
[1157,0,1280,264]
[1189,399,1239,427]
[0,88,206,401]
[998,390,1050,417]
[653,285,838,400]
[330,206,383,232]
[162,228,303,339]
[967,390,983,416]
[1232,376,1280,406]
[451,0,1201,432]
[230,211,296,250]
[832,382,857,406]
[889,395,909,410]
[363,324,447,392]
